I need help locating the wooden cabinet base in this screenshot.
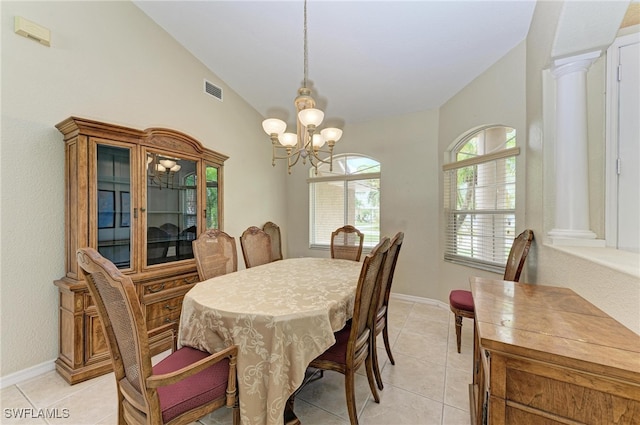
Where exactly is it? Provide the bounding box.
[470,278,640,425]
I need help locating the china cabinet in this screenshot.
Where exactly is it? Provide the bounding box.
[54,117,227,384]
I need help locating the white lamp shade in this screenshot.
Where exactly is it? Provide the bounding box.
[170,164,182,172]
[159,159,176,169]
[262,118,287,135]
[279,132,298,147]
[298,108,324,127]
[312,134,325,148]
[155,164,166,173]
[320,127,343,142]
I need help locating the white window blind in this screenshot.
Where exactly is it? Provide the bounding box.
[309,155,380,248]
[443,146,519,272]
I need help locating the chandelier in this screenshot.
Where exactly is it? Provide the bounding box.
[147,153,181,189]
[261,0,343,175]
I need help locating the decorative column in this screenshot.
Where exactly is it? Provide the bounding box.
[548,51,604,246]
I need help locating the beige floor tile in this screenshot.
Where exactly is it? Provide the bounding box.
[0,386,47,425]
[392,329,448,365]
[16,371,112,409]
[444,365,472,411]
[292,399,349,425]
[408,303,450,324]
[360,384,443,425]
[45,377,117,425]
[442,404,472,425]
[380,353,446,402]
[295,369,374,421]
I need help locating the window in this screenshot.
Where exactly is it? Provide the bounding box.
[443,126,519,273]
[309,154,380,249]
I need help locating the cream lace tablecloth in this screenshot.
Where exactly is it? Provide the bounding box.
[178,257,362,425]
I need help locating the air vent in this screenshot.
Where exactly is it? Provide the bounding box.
[204,79,223,101]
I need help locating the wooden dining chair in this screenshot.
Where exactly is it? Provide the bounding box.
[240,226,272,268]
[371,231,404,390]
[331,225,365,261]
[76,248,240,425]
[307,237,390,425]
[449,229,534,353]
[262,221,283,261]
[192,229,238,281]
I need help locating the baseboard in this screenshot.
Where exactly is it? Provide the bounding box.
[0,359,56,389]
[390,292,449,310]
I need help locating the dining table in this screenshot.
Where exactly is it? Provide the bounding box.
[177,257,363,425]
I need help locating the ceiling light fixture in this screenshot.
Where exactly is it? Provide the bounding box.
[147,153,181,189]
[262,0,343,175]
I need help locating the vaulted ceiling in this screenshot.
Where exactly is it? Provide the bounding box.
[134,1,537,127]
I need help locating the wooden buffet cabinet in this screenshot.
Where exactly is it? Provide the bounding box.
[470,277,640,425]
[54,117,227,384]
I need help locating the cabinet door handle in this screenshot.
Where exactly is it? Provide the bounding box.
[164,304,178,311]
[164,318,178,324]
[140,207,146,212]
[148,283,165,293]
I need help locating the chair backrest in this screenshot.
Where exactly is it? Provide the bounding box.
[331,225,365,261]
[240,226,272,268]
[193,229,238,280]
[76,248,152,410]
[147,226,170,263]
[503,229,534,282]
[375,232,404,317]
[262,221,283,261]
[348,238,390,363]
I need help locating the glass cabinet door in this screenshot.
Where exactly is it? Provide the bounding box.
[96,144,132,269]
[205,163,220,229]
[145,151,198,266]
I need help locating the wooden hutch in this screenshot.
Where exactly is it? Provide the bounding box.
[54,117,227,384]
[470,277,640,424]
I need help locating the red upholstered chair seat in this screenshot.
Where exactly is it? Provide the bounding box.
[449,290,474,312]
[315,325,351,364]
[153,347,231,424]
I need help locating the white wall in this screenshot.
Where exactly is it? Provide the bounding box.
[525,1,639,333]
[285,109,441,300]
[0,1,286,376]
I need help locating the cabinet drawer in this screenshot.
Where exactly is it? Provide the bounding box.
[141,274,198,296]
[145,296,184,320]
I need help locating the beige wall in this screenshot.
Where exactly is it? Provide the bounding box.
[0,1,286,376]
[437,41,528,303]
[285,109,441,300]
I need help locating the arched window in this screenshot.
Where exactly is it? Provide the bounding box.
[443,126,520,272]
[309,154,381,249]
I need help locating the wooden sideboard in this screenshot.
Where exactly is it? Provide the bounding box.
[470,277,640,425]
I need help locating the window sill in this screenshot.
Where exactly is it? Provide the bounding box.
[545,244,640,278]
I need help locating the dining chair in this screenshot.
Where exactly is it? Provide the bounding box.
[76,247,240,425]
[240,226,272,268]
[262,221,283,261]
[307,237,391,425]
[192,229,238,281]
[147,226,171,265]
[331,225,365,262]
[371,231,404,390]
[449,229,534,353]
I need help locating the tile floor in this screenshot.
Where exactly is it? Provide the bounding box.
[1,299,474,425]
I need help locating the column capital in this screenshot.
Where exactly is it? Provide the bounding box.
[551,50,602,77]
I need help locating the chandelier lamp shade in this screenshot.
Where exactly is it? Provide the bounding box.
[147,153,181,189]
[262,0,343,174]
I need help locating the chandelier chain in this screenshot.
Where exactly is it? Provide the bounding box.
[303,0,308,88]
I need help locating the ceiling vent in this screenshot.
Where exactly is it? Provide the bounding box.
[204,79,223,101]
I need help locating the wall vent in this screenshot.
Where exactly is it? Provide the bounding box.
[204,79,223,101]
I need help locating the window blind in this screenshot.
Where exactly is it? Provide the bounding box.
[443,147,519,272]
